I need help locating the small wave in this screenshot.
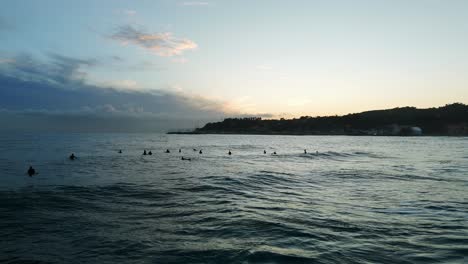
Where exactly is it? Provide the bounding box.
[293,151,387,161]
[258,170,295,176]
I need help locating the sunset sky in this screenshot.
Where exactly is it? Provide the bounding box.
[1,0,467,131]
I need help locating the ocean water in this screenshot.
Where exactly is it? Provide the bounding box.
[0,133,467,264]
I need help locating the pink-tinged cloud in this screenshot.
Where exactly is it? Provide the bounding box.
[111,25,197,57]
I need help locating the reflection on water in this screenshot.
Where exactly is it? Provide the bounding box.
[0,134,467,263]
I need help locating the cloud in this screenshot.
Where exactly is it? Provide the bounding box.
[112,55,124,61]
[0,53,229,132]
[100,79,139,91]
[180,2,209,6]
[127,60,164,72]
[107,55,164,72]
[47,53,98,82]
[1,53,97,87]
[110,25,197,57]
[105,55,165,72]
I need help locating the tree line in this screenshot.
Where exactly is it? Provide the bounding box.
[193,103,468,136]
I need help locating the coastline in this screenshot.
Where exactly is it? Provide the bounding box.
[168,104,468,137]
[167,131,463,136]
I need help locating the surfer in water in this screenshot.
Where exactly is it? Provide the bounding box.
[143,150,147,155]
[165,149,170,153]
[264,150,266,154]
[228,150,232,155]
[179,149,181,153]
[199,150,203,154]
[148,151,152,155]
[69,153,76,160]
[304,149,307,154]
[118,149,122,154]
[181,157,191,161]
[27,166,36,177]
[273,151,277,155]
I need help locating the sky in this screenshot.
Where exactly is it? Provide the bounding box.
[1,0,467,131]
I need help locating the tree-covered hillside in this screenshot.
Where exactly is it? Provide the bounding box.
[189,103,468,136]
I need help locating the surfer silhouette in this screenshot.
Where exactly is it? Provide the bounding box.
[69,153,76,160]
[27,166,36,177]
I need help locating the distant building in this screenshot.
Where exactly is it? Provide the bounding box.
[376,124,422,136]
[399,126,423,136]
[408,127,422,136]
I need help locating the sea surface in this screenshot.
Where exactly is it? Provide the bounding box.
[0,133,467,263]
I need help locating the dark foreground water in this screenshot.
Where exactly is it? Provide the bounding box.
[0,133,467,263]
